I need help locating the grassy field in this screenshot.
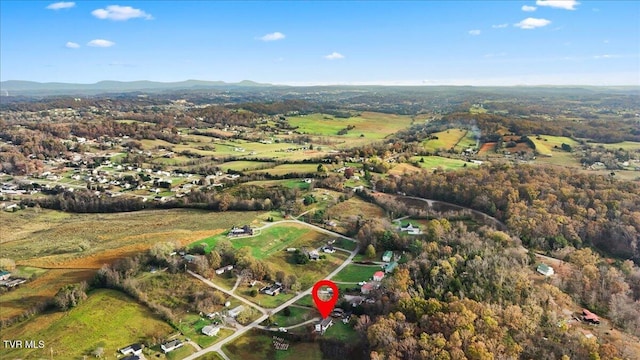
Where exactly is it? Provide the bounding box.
[2,289,174,359]
[237,290,297,309]
[294,295,315,308]
[332,264,379,283]
[0,268,95,320]
[241,179,312,190]
[224,329,322,360]
[219,161,275,172]
[192,224,330,259]
[250,163,321,176]
[323,321,358,342]
[180,314,234,348]
[327,197,386,221]
[423,128,467,152]
[268,306,316,327]
[0,208,259,268]
[333,238,357,251]
[598,141,640,151]
[287,112,412,140]
[195,353,226,360]
[410,156,478,171]
[388,163,422,176]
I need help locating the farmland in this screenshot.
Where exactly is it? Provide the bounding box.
[287,112,413,140]
[1,289,174,360]
[410,156,479,171]
[0,208,259,267]
[423,128,478,152]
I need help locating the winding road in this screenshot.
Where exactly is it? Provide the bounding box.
[182,219,360,360]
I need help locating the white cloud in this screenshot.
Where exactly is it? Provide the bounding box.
[514,17,551,29]
[65,41,80,48]
[536,0,579,10]
[91,5,153,21]
[593,54,621,59]
[492,23,509,29]
[522,5,537,12]
[468,29,481,36]
[324,52,344,60]
[259,32,285,41]
[87,39,115,47]
[46,2,75,10]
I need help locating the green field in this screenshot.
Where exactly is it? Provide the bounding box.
[410,156,478,171]
[180,314,234,348]
[192,224,329,259]
[323,321,358,342]
[195,353,226,360]
[224,329,322,360]
[332,264,379,283]
[2,289,174,359]
[598,141,640,151]
[287,112,412,139]
[423,129,468,152]
[219,161,275,172]
[268,306,316,327]
[294,295,315,308]
[242,179,312,190]
[333,238,357,251]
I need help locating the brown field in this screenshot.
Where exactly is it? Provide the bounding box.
[388,163,422,176]
[478,142,496,154]
[328,197,386,222]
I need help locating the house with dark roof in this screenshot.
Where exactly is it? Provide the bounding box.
[228,225,253,237]
[119,343,142,356]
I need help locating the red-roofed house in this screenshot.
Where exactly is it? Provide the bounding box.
[582,309,600,324]
[373,271,385,281]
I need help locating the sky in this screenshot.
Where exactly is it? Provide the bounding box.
[1,1,639,86]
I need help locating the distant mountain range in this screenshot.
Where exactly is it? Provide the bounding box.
[0,79,273,95]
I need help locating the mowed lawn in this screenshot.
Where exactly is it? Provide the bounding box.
[287,112,412,139]
[218,160,275,172]
[333,264,379,283]
[410,156,478,171]
[193,224,329,259]
[2,289,173,359]
[268,306,317,327]
[224,329,322,360]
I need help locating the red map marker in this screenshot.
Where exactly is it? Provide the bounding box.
[312,279,339,319]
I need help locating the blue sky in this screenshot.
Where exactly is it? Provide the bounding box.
[1,1,638,85]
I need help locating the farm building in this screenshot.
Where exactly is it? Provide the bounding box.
[228,225,253,237]
[582,309,600,324]
[536,263,554,276]
[373,271,385,281]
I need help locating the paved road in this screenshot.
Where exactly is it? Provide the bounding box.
[187,271,268,315]
[182,220,360,360]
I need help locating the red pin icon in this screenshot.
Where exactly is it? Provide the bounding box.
[312,279,339,319]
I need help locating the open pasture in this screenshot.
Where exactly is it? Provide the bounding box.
[410,156,478,171]
[287,112,412,139]
[0,208,258,267]
[2,289,173,360]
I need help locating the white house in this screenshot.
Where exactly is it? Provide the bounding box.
[202,325,220,336]
[399,223,422,235]
[161,340,183,353]
[119,343,143,356]
[315,317,333,335]
[228,305,244,318]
